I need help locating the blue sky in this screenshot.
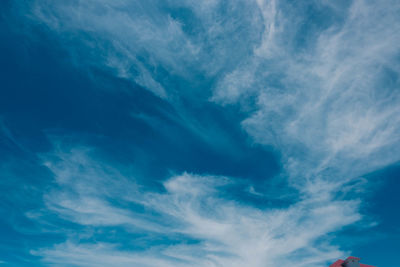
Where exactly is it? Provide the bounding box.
[0,0,399,266]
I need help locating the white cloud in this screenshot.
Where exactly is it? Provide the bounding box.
[17,0,400,177]
[212,0,400,189]
[31,147,359,267]
[32,242,183,267]
[20,0,263,99]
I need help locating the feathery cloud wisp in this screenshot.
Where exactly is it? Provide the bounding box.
[33,147,360,267]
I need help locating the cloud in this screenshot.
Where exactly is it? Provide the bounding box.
[30,146,360,267]
[17,0,263,99]
[13,0,400,175]
[213,0,400,189]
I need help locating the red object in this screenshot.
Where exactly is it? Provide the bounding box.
[330,259,345,267]
[329,257,375,267]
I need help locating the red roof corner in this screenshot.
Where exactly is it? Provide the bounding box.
[329,256,376,267]
[329,259,345,267]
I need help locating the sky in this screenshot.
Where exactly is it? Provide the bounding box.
[0,0,399,266]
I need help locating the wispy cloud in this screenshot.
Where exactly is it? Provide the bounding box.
[214,0,400,187]
[30,146,359,266]
[19,0,263,99]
